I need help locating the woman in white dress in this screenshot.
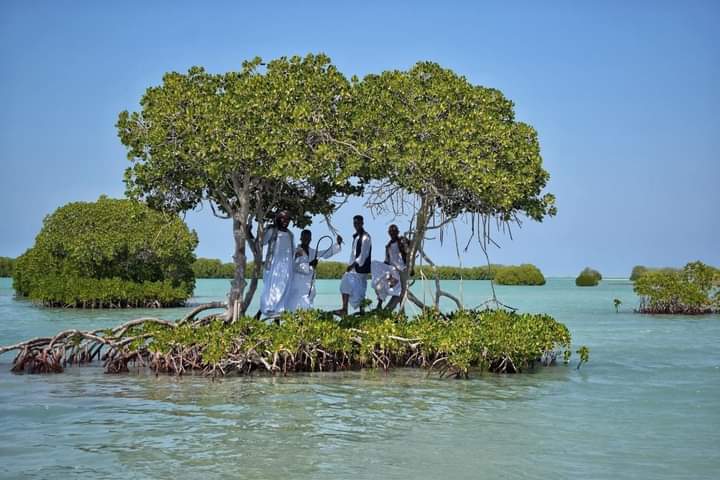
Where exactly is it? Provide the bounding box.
[288,230,343,311]
[371,224,408,311]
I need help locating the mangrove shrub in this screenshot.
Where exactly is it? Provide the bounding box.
[629,265,679,281]
[634,261,719,314]
[0,257,14,277]
[3,308,585,377]
[575,267,602,286]
[192,258,235,278]
[13,197,198,307]
[494,264,546,285]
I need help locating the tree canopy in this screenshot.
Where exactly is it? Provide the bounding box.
[575,267,602,287]
[352,62,555,306]
[13,196,197,307]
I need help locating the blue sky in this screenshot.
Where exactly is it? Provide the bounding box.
[1,0,718,276]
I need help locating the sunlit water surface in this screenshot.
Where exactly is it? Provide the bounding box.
[1,278,718,479]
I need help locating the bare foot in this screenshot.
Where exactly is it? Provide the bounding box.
[331,309,347,317]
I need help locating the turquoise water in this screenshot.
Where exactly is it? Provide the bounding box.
[1,277,718,479]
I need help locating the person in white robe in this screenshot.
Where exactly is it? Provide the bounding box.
[257,211,295,319]
[372,224,409,311]
[335,215,372,316]
[288,229,343,311]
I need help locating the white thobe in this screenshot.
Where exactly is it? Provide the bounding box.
[288,243,342,311]
[372,241,407,301]
[260,228,294,317]
[340,232,372,309]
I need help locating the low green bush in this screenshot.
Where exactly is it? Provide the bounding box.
[14,196,197,307]
[493,264,546,285]
[634,261,719,314]
[575,267,601,287]
[630,265,679,281]
[137,308,579,376]
[193,258,529,282]
[0,257,14,277]
[192,258,235,278]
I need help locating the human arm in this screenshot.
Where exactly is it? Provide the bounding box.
[317,242,342,259]
[262,227,276,246]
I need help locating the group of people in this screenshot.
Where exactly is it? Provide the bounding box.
[256,211,409,320]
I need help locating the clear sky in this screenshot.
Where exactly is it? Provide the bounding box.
[1,0,718,276]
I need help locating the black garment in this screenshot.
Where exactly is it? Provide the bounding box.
[353,231,372,274]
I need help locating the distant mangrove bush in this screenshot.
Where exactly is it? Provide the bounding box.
[576,267,602,287]
[192,259,526,282]
[0,256,14,277]
[629,265,679,281]
[493,264,546,285]
[14,197,198,308]
[192,258,235,278]
[2,308,588,377]
[634,261,719,314]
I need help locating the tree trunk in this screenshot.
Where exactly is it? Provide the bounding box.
[242,223,265,315]
[228,183,252,321]
[400,194,433,310]
[229,216,248,321]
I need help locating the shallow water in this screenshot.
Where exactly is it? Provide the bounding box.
[1,277,718,479]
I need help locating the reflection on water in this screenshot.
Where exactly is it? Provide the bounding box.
[1,278,719,479]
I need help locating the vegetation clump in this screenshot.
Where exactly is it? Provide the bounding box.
[1,309,585,378]
[493,264,546,285]
[13,197,198,308]
[575,267,602,287]
[0,257,14,277]
[192,258,235,278]
[629,265,679,281]
[634,261,719,314]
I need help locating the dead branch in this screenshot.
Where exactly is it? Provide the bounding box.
[179,302,227,325]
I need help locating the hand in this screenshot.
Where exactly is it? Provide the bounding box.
[336,234,343,245]
[310,259,318,268]
[346,264,354,273]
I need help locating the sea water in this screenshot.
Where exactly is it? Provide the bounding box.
[1,277,718,479]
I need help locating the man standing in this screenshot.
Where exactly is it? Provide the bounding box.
[336,215,372,316]
[257,211,295,319]
[372,224,408,311]
[288,229,343,311]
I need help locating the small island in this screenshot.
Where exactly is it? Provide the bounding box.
[575,267,602,287]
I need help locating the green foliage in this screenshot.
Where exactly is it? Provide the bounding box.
[414,264,501,280]
[575,267,602,287]
[353,62,556,222]
[139,308,580,376]
[630,265,679,281]
[118,54,357,223]
[576,346,590,370]
[493,264,546,285]
[633,261,719,314]
[192,258,235,278]
[190,258,534,282]
[0,256,14,277]
[13,197,197,307]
